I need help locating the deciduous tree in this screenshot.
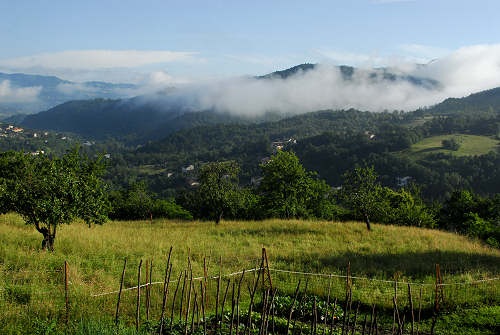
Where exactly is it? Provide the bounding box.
[340,166,381,231]
[0,148,109,251]
[197,161,240,224]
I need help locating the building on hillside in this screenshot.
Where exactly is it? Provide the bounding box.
[187,180,200,187]
[251,176,263,186]
[260,157,271,165]
[182,165,195,173]
[397,176,412,187]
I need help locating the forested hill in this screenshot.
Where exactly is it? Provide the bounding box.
[138,109,408,154]
[16,63,441,141]
[20,98,253,142]
[423,87,500,115]
[0,72,136,117]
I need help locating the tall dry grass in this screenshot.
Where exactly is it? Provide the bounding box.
[1,213,499,332]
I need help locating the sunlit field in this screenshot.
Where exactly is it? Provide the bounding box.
[1,213,499,334]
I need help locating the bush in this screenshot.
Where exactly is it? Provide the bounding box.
[442,138,461,151]
[375,187,436,228]
[109,183,192,220]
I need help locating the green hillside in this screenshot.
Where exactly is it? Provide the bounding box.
[403,134,500,158]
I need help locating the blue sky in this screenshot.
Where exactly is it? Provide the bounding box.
[0,0,499,83]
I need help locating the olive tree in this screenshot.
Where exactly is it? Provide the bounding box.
[0,148,109,251]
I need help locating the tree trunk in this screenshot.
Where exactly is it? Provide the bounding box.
[364,214,372,231]
[215,210,223,225]
[41,224,56,251]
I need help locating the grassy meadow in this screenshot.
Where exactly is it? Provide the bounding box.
[1,213,499,334]
[399,133,500,158]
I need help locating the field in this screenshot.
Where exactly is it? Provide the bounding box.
[400,134,500,158]
[1,213,499,334]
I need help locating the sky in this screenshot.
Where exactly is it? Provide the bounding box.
[0,0,498,83]
[1,0,500,113]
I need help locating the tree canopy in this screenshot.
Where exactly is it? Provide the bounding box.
[0,148,109,250]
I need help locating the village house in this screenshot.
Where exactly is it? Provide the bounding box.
[397,176,412,187]
[182,165,195,173]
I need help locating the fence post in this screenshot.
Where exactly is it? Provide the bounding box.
[115,258,127,325]
[136,259,143,332]
[64,260,69,328]
[159,246,173,334]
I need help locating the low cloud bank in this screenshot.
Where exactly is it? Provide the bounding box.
[0,80,41,103]
[155,44,500,115]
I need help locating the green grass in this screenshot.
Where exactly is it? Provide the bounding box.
[1,213,499,334]
[399,133,500,159]
[136,165,169,176]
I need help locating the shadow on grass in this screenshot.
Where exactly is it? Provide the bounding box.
[274,250,500,278]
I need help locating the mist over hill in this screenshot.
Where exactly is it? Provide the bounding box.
[18,64,442,139]
[0,72,137,118]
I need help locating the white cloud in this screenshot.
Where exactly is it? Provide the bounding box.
[414,44,500,97]
[0,50,197,70]
[0,80,41,103]
[155,43,500,115]
[56,82,98,95]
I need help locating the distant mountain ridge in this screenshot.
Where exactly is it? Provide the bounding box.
[258,63,440,89]
[17,64,500,142]
[0,72,137,117]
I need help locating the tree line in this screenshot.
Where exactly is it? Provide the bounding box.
[1,147,499,251]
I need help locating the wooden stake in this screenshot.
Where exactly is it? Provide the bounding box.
[115,258,127,325]
[230,280,236,335]
[196,291,200,328]
[287,280,301,335]
[179,270,187,320]
[294,279,309,335]
[262,248,273,290]
[184,270,193,335]
[368,304,375,335]
[64,260,69,327]
[269,288,277,335]
[361,314,367,335]
[341,289,350,335]
[323,274,332,335]
[408,284,414,335]
[246,265,263,335]
[236,270,246,335]
[201,281,206,335]
[147,259,153,320]
[171,272,183,331]
[329,297,338,335]
[191,290,197,334]
[136,259,143,332]
[221,279,231,330]
[312,296,318,335]
[350,302,359,335]
[159,246,173,334]
[216,256,222,332]
[417,287,422,335]
[392,279,398,335]
[259,289,269,335]
[392,297,402,335]
[203,256,208,306]
[145,259,149,320]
